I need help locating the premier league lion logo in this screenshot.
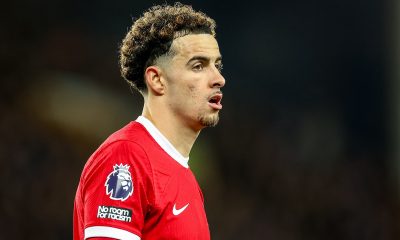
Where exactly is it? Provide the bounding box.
[105,164,134,201]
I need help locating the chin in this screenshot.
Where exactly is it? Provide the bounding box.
[199,114,219,127]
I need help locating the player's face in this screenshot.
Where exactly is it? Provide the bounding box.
[162,34,225,130]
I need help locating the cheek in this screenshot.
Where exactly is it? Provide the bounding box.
[188,84,196,92]
[187,85,202,103]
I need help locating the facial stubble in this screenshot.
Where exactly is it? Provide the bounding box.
[198,112,219,127]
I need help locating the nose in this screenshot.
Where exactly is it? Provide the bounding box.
[211,68,226,88]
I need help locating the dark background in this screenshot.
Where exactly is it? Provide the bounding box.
[2,0,400,239]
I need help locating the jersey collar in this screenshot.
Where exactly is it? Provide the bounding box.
[136,116,189,168]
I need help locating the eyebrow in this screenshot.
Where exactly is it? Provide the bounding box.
[186,55,222,66]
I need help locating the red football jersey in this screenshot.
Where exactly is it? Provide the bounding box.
[73,116,210,240]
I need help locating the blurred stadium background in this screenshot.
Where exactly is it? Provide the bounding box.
[2,0,400,239]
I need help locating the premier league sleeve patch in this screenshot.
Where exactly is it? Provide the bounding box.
[105,164,134,201]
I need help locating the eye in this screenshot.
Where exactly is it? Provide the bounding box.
[192,63,204,71]
[215,63,223,72]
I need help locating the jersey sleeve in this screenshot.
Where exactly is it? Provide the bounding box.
[81,141,154,240]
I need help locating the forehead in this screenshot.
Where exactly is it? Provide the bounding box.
[170,34,221,60]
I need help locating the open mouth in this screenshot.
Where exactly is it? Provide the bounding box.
[208,93,223,110]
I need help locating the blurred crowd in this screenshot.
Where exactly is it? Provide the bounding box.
[1,0,399,239]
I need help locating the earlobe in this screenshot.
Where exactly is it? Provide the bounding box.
[144,66,165,95]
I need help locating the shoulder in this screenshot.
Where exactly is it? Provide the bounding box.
[106,121,150,145]
[78,137,156,204]
[88,121,153,167]
[81,122,156,184]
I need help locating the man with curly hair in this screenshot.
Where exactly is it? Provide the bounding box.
[74,3,225,240]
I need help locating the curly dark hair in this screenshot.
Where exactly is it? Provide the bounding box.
[119,3,216,92]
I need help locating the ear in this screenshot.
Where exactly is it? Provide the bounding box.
[144,66,165,95]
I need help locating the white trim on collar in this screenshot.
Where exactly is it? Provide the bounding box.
[136,116,189,168]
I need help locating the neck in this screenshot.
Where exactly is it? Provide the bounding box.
[142,102,201,158]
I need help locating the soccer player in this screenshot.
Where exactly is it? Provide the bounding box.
[73,3,225,240]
